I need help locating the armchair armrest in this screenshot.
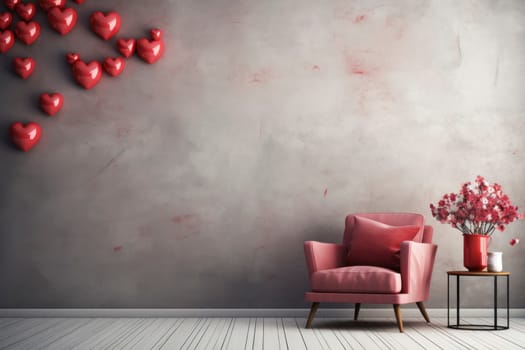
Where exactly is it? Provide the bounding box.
[400,241,438,297]
[304,241,347,278]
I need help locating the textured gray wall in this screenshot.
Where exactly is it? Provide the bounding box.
[0,0,524,308]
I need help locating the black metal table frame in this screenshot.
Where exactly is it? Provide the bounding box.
[447,273,509,330]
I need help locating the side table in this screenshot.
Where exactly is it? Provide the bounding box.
[447,271,509,330]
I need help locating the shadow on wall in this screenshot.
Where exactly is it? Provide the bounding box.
[303,223,344,244]
[0,121,23,291]
[195,223,344,308]
[1,121,16,151]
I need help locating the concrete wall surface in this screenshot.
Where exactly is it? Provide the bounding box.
[0,0,524,308]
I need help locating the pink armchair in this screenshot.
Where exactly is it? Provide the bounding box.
[304,213,437,332]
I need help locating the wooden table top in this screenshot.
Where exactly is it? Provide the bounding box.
[447,270,510,276]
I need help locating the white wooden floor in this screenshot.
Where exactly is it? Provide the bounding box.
[0,317,524,349]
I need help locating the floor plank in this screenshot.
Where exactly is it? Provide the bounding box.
[0,318,64,349]
[466,317,524,350]
[294,318,327,349]
[133,318,182,350]
[159,317,202,349]
[151,318,187,349]
[0,320,23,332]
[11,318,90,350]
[274,318,288,350]
[244,318,257,350]
[209,318,233,350]
[71,318,140,350]
[281,318,306,350]
[0,317,523,350]
[114,318,158,350]
[194,318,227,350]
[0,319,43,342]
[45,318,114,350]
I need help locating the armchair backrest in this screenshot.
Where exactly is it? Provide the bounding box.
[422,225,433,244]
[342,212,425,246]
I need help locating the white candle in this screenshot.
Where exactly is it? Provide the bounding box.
[487,252,503,272]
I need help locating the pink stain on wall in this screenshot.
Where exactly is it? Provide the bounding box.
[334,6,373,23]
[171,214,197,224]
[323,188,328,197]
[312,65,320,71]
[115,121,133,139]
[171,213,200,241]
[354,14,366,23]
[347,60,368,75]
[351,64,366,75]
[249,69,272,85]
[343,51,377,77]
[113,246,123,252]
[228,66,272,85]
[341,50,396,113]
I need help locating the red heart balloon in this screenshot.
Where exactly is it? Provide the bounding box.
[150,28,162,41]
[4,0,20,11]
[38,0,66,12]
[39,92,64,116]
[137,38,164,64]
[15,2,36,21]
[103,57,125,77]
[10,122,42,152]
[15,20,40,45]
[13,56,35,79]
[116,38,135,58]
[47,7,77,35]
[0,12,13,30]
[0,29,15,53]
[66,52,79,64]
[89,11,121,40]
[72,60,102,89]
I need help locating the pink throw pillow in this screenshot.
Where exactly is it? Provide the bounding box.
[347,216,420,271]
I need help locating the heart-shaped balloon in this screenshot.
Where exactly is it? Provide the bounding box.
[15,20,40,45]
[47,7,77,35]
[66,52,79,64]
[137,38,164,64]
[150,28,162,41]
[13,56,35,79]
[10,122,42,152]
[15,2,36,21]
[72,59,102,89]
[0,29,15,53]
[116,38,135,58]
[39,92,64,116]
[4,0,20,11]
[0,12,13,30]
[89,11,121,40]
[38,0,66,12]
[103,57,125,77]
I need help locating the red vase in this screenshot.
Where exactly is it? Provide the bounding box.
[463,234,489,271]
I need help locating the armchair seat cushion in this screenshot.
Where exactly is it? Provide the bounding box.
[311,265,402,294]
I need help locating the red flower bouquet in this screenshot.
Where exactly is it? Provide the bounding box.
[430,176,523,235]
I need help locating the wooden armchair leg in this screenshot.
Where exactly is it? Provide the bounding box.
[416,301,430,323]
[305,302,319,328]
[354,303,361,321]
[393,304,404,332]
